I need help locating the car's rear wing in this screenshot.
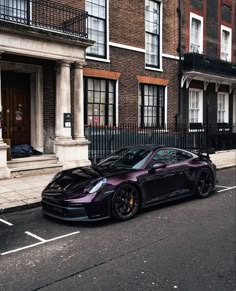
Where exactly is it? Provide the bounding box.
[188,148,210,160]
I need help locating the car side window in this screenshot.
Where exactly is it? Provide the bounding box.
[176,150,192,162]
[147,149,177,168]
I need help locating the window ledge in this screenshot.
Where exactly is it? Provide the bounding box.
[86,56,110,63]
[145,66,163,72]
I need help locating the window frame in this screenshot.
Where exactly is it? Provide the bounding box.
[85,0,108,60]
[84,77,116,126]
[189,88,203,125]
[0,0,31,23]
[189,12,204,54]
[145,0,162,70]
[220,25,232,62]
[139,83,166,128]
[217,92,229,124]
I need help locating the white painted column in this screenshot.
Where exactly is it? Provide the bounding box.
[54,60,90,169]
[55,60,72,140]
[74,62,86,141]
[0,60,10,178]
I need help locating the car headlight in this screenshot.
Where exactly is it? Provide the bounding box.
[86,178,107,194]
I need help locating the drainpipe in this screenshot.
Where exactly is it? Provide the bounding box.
[176,0,182,128]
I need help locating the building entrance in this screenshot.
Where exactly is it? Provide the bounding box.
[2,72,31,146]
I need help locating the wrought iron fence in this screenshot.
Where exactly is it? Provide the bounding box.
[0,0,88,38]
[84,123,236,164]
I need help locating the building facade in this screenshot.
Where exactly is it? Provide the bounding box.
[0,0,235,178]
[0,0,181,178]
[83,0,179,128]
[0,0,94,178]
[180,0,236,135]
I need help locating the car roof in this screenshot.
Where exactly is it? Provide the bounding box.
[123,144,176,151]
[122,144,197,155]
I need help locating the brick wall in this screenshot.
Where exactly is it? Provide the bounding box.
[55,0,85,10]
[85,47,179,125]
[163,0,179,56]
[110,0,145,48]
[206,0,219,58]
[85,0,179,125]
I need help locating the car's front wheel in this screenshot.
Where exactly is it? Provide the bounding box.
[111,184,141,221]
[194,168,214,198]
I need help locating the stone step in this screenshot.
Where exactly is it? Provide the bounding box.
[7,155,58,168]
[10,164,63,178]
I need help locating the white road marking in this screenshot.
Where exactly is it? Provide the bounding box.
[217,186,236,193]
[215,185,228,188]
[1,231,80,256]
[45,231,80,243]
[25,231,46,242]
[0,218,13,226]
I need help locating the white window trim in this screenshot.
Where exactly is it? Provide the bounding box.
[106,0,110,61]
[189,88,203,123]
[86,56,110,63]
[145,0,163,71]
[217,92,229,123]
[145,66,163,72]
[85,0,109,62]
[220,25,232,62]
[189,12,204,54]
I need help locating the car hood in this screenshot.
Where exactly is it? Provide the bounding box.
[42,165,135,198]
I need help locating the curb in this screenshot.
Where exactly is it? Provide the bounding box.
[216,165,236,171]
[0,201,41,215]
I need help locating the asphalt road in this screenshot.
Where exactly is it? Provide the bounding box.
[0,168,235,291]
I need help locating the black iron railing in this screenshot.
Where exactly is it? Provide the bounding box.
[84,123,236,163]
[0,0,88,38]
[183,53,236,77]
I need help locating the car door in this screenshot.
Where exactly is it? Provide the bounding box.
[138,148,190,206]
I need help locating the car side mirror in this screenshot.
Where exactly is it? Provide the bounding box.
[148,162,167,174]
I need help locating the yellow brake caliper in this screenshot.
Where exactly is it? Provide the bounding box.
[128,195,134,209]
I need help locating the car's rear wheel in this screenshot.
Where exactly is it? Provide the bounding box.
[111,184,141,221]
[195,168,214,198]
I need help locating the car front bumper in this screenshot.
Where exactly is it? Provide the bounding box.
[41,198,111,221]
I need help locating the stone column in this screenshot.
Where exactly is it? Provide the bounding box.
[54,60,91,169]
[74,62,86,141]
[0,59,10,178]
[55,60,72,141]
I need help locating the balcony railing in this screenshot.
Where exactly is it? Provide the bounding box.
[0,0,88,38]
[190,43,201,53]
[183,53,236,77]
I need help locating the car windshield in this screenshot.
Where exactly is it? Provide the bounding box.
[97,148,152,169]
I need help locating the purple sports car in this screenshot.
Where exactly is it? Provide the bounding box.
[41,145,217,222]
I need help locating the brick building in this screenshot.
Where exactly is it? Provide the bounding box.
[0,0,180,178]
[180,0,236,133]
[0,0,235,178]
[83,0,179,127]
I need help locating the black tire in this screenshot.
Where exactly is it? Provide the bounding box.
[194,168,214,198]
[111,184,141,221]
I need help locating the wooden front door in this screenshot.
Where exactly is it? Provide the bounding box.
[2,72,31,146]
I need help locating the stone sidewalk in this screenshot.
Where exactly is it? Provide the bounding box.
[0,149,235,214]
